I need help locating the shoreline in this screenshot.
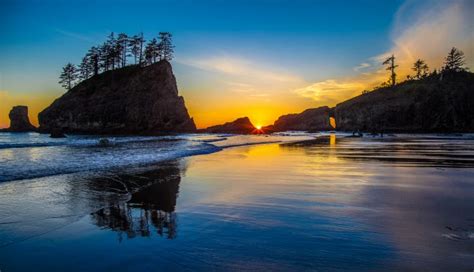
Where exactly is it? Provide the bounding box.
[1,135,474,270]
[0,133,317,183]
[2,132,474,183]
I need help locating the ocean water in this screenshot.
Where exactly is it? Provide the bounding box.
[0,132,473,271]
[0,132,312,182]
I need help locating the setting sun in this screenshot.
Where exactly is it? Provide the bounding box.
[1,1,473,271]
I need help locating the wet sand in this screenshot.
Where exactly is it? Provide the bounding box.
[0,135,473,271]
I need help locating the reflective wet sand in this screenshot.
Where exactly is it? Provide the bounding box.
[0,135,473,271]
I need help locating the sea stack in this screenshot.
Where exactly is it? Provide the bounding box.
[269,106,333,132]
[38,60,196,134]
[7,106,36,132]
[203,117,257,134]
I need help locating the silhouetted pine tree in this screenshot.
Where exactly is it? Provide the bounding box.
[383,54,398,87]
[117,33,129,67]
[443,47,466,72]
[146,38,160,63]
[105,32,119,70]
[58,31,177,88]
[79,56,91,80]
[59,63,77,90]
[144,42,154,65]
[87,46,100,76]
[130,33,145,65]
[100,41,113,71]
[158,32,174,61]
[412,59,429,79]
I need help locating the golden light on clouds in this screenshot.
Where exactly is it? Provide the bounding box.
[178,56,304,84]
[1,1,472,130]
[294,79,367,107]
[185,93,314,128]
[184,0,474,129]
[179,56,315,128]
[380,0,473,76]
[293,0,473,106]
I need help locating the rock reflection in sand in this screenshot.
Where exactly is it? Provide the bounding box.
[91,173,180,240]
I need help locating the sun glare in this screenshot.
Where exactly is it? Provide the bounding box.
[256,125,262,130]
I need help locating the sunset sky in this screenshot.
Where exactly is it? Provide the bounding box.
[1,0,473,128]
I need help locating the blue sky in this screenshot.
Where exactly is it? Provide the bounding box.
[1,0,472,127]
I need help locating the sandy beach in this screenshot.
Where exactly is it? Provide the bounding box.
[1,134,473,271]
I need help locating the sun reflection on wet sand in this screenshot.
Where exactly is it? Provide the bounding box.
[0,135,473,271]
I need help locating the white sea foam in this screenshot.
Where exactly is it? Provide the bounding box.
[0,132,314,182]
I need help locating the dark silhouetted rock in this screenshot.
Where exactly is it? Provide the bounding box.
[50,128,66,138]
[335,71,474,132]
[38,60,196,135]
[7,106,36,132]
[202,117,257,134]
[98,138,111,146]
[261,124,275,134]
[271,106,333,132]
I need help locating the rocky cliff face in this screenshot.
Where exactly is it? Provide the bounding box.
[335,72,474,132]
[203,117,257,134]
[39,60,196,134]
[270,106,333,132]
[7,106,36,132]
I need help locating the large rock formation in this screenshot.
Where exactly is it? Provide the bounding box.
[269,106,333,132]
[7,106,36,132]
[202,117,257,134]
[335,71,474,132]
[39,60,196,134]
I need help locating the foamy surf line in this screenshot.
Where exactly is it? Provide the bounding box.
[0,134,315,183]
[0,136,184,150]
[0,141,220,183]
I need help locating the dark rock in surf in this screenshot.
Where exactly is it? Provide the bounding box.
[50,128,66,138]
[271,106,333,132]
[7,106,36,132]
[202,117,257,134]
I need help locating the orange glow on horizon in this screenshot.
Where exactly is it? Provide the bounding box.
[185,89,317,129]
[0,91,60,129]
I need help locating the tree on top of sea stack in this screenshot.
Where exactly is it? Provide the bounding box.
[117,33,129,68]
[59,63,78,90]
[129,33,145,65]
[145,38,160,64]
[383,54,398,87]
[159,32,174,61]
[412,59,429,80]
[443,47,466,72]
[58,32,175,90]
[79,56,91,81]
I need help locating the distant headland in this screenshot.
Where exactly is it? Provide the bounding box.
[2,40,473,135]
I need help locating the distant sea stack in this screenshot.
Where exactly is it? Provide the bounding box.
[335,71,474,132]
[6,106,36,132]
[267,106,333,132]
[202,117,257,134]
[39,60,196,134]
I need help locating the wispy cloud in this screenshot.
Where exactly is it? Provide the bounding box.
[353,62,371,72]
[294,79,367,106]
[54,28,94,42]
[378,0,473,75]
[177,55,307,105]
[177,56,304,84]
[295,0,474,104]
